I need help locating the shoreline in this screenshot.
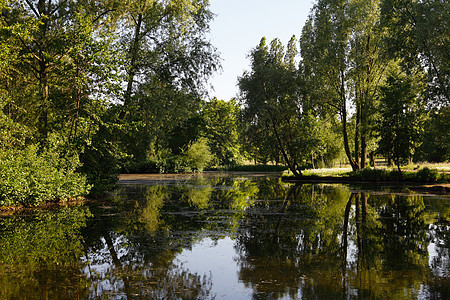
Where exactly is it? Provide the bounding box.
[2,172,448,213]
[282,175,450,195]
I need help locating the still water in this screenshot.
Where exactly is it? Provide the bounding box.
[0,173,449,299]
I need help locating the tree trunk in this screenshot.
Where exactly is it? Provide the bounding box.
[342,193,357,271]
[342,106,359,172]
[102,230,131,297]
[355,103,360,167]
[124,13,143,106]
[270,116,302,177]
[339,71,359,172]
[360,192,368,268]
[355,193,361,257]
[360,135,367,169]
[369,151,375,167]
[37,0,49,141]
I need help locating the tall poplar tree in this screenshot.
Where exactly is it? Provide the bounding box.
[301,0,387,171]
[118,0,219,161]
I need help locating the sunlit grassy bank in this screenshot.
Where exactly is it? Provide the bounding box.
[283,162,450,184]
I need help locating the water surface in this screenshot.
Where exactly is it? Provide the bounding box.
[0,173,448,299]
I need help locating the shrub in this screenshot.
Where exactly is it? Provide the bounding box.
[78,124,121,194]
[161,155,191,173]
[416,167,439,182]
[184,138,214,172]
[120,138,214,174]
[347,167,448,183]
[0,145,90,207]
[348,168,390,181]
[121,159,160,174]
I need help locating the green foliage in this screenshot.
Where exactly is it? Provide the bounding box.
[0,206,92,297]
[202,98,241,166]
[0,0,219,205]
[0,206,91,266]
[380,0,449,106]
[121,138,213,173]
[122,0,219,106]
[77,113,124,193]
[0,0,447,210]
[184,137,214,172]
[239,36,310,177]
[347,168,398,182]
[300,0,388,171]
[347,167,448,183]
[418,107,450,162]
[0,103,33,149]
[378,63,427,170]
[0,145,90,207]
[167,114,205,155]
[415,168,439,183]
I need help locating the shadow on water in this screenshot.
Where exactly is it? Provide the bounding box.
[0,174,449,299]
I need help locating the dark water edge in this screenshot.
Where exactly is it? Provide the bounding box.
[1,173,449,299]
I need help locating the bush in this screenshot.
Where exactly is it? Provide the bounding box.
[348,168,390,181]
[78,123,121,194]
[121,158,160,174]
[0,145,90,207]
[348,168,404,182]
[160,155,191,173]
[347,167,448,183]
[184,138,214,172]
[416,167,439,182]
[120,139,214,174]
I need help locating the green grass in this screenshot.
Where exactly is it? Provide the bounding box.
[283,163,449,183]
[401,162,450,172]
[300,167,353,177]
[347,167,449,183]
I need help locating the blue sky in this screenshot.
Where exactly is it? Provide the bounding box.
[207,0,315,100]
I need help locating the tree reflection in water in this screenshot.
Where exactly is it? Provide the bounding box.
[0,207,92,298]
[79,177,259,298]
[235,180,450,299]
[0,175,448,299]
[81,183,217,299]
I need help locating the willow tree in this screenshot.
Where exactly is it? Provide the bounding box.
[239,37,310,177]
[301,0,387,171]
[121,0,219,103]
[119,0,219,160]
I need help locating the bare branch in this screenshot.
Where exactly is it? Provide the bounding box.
[24,0,40,18]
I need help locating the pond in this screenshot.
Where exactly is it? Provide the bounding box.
[0,173,449,299]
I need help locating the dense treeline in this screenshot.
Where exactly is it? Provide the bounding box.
[0,0,448,206]
[0,0,223,205]
[239,0,448,176]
